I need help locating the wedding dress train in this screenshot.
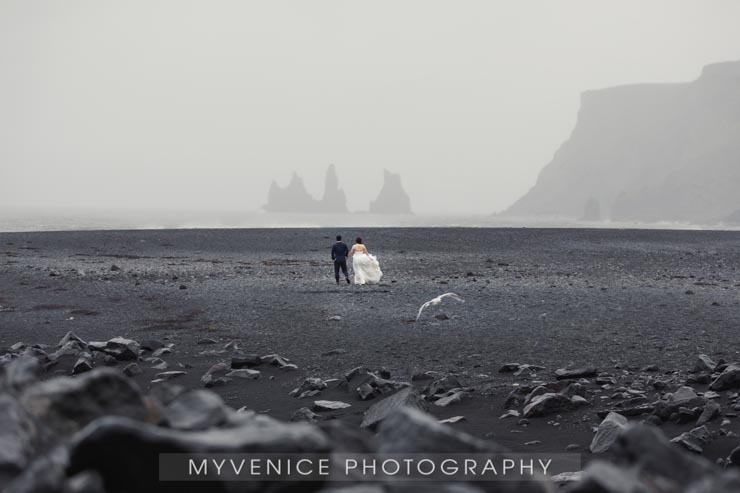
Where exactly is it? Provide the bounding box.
[352,252,383,285]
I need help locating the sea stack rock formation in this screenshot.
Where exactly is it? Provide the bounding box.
[505,60,740,225]
[264,165,348,213]
[369,170,412,214]
[317,164,348,213]
[264,172,317,213]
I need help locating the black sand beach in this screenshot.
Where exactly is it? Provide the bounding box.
[2,228,740,462]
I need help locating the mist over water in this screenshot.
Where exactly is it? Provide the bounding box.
[2,1,740,223]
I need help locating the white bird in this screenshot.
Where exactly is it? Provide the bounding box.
[415,293,465,322]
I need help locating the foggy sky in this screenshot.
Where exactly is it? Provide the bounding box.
[2,1,739,215]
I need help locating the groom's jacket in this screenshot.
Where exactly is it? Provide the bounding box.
[331,242,349,261]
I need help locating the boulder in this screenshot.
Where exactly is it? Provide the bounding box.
[710,365,740,391]
[164,390,229,431]
[654,386,706,420]
[360,388,428,429]
[3,446,69,493]
[523,393,588,418]
[0,395,39,484]
[67,415,331,492]
[375,408,550,493]
[693,354,718,373]
[2,356,42,393]
[99,337,141,361]
[20,367,150,437]
[590,412,628,454]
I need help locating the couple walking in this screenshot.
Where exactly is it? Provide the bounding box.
[331,235,383,285]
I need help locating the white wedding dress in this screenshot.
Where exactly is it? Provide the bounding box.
[352,252,383,285]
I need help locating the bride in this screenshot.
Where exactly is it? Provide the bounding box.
[349,237,382,285]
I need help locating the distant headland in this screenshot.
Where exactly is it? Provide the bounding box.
[264,165,412,214]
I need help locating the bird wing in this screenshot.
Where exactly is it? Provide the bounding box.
[439,293,465,303]
[416,300,433,322]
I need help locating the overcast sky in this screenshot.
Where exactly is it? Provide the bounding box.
[2,1,739,215]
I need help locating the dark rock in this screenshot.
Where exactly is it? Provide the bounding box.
[225,369,260,380]
[671,425,712,454]
[522,393,588,418]
[2,356,42,393]
[377,407,505,454]
[201,362,229,387]
[122,362,143,377]
[616,423,715,485]
[72,352,94,375]
[433,388,472,407]
[697,400,721,426]
[290,377,328,398]
[361,388,427,429]
[321,349,347,357]
[20,367,150,437]
[375,408,549,492]
[710,365,740,391]
[3,446,69,493]
[231,352,261,369]
[694,354,718,373]
[62,470,106,493]
[261,353,296,370]
[654,386,706,420]
[312,400,351,412]
[67,415,331,492]
[148,383,186,406]
[590,412,628,454]
[139,340,165,352]
[0,395,39,484]
[151,371,186,383]
[498,363,520,373]
[164,390,229,431]
[92,337,140,361]
[423,374,462,401]
[554,367,598,380]
[729,444,740,468]
[290,407,321,423]
[58,331,87,348]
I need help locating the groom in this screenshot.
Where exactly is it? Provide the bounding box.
[331,235,351,284]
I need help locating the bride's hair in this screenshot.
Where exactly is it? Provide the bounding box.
[356,237,363,244]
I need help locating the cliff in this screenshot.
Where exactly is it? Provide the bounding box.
[369,170,412,214]
[504,60,740,224]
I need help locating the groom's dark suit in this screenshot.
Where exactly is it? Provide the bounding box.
[331,241,350,283]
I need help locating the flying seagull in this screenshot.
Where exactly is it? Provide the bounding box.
[416,293,465,322]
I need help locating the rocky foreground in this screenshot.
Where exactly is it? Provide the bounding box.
[2,331,740,492]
